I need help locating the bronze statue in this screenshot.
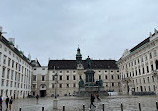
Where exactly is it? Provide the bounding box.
[86,56,92,69]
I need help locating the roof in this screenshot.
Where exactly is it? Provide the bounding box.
[130,37,150,53]
[48,60,118,70]
[0,34,32,65]
[31,60,41,67]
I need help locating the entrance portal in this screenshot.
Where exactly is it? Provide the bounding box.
[40,90,46,97]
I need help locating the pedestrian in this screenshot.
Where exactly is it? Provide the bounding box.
[96,93,101,101]
[36,94,39,104]
[6,96,9,110]
[89,94,96,109]
[0,96,2,111]
[9,96,13,111]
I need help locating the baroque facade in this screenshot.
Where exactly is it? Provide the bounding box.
[31,48,121,97]
[0,32,32,99]
[118,29,158,95]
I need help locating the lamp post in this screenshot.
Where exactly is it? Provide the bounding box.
[53,70,58,109]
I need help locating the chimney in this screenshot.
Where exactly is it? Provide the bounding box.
[16,45,18,49]
[28,53,31,61]
[150,32,152,38]
[9,38,15,45]
[154,28,158,34]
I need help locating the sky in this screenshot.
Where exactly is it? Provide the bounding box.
[0,0,158,66]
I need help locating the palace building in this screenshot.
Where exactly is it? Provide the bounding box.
[118,29,158,95]
[0,32,32,99]
[31,48,121,97]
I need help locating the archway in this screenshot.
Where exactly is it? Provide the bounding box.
[40,84,46,97]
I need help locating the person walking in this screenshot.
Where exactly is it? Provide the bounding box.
[89,94,96,109]
[6,96,9,110]
[9,97,13,111]
[36,94,39,104]
[0,96,2,111]
[96,93,101,101]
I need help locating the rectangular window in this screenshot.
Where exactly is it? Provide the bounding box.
[60,75,62,80]
[145,55,148,61]
[11,70,14,80]
[67,84,69,88]
[154,50,157,57]
[42,75,45,81]
[2,67,5,78]
[73,83,76,88]
[8,58,11,66]
[147,77,150,83]
[139,69,141,75]
[143,78,145,83]
[149,86,151,91]
[12,60,14,68]
[150,52,152,59]
[141,57,143,62]
[147,66,149,73]
[52,75,55,80]
[105,75,108,79]
[67,75,69,80]
[3,55,6,64]
[33,75,36,81]
[52,84,54,88]
[151,64,154,71]
[99,75,101,79]
[59,84,62,88]
[73,75,76,80]
[1,79,4,86]
[7,69,10,79]
[142,67,145,74]
[152,76,154,82]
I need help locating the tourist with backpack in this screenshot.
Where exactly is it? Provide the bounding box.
[9,96,13,111]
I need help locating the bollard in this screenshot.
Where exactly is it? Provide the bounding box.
[42,107,44,111]
[102,104,104,111]
[19,107,22,111]
[139,102,141,111]
[121,103,123,111]
[83,104,85,111]
[63,106,65,111]
[156,101,158,110]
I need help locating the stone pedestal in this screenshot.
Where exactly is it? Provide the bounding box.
[53,99,58,109]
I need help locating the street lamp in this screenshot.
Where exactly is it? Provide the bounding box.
[53,70,58,109]
[54,73,58,99]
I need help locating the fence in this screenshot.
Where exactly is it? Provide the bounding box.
[18,101,158,111]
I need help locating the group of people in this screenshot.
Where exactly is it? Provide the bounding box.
[0,96,13,111]
[90,93,101,110]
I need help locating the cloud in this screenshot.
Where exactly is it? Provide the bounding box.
[0,0,158,65]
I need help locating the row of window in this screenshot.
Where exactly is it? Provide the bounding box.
[133,76,157,85]
[2,67,31,84]
[0,44,31,68]
[135,85,156,92]
[51,70,119,74]
[0,89,29,97]
[121,50,157,70]
[121,63,156,79]
[1,79,30,89]
[0,53,32,74]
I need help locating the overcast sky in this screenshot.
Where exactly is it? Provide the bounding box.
[0,0,158,66]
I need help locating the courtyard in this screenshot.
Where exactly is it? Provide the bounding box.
[1,95,158,111]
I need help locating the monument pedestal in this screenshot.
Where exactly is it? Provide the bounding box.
[53,99,58,109]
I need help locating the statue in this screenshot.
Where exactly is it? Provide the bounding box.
[79,78,84,88]
[86,56,92,69]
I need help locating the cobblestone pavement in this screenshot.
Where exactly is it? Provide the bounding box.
[1,95,158,111]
